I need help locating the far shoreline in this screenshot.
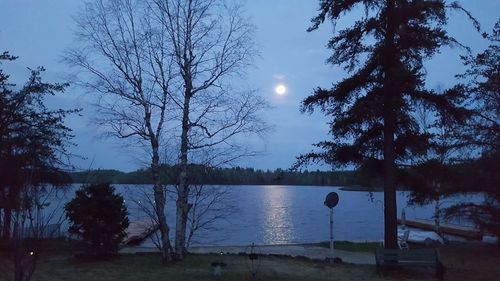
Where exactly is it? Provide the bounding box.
[69,182,406,192]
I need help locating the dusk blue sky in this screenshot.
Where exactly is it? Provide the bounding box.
[1,0,498,172]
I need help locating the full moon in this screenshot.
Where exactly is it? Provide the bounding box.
[275,84,287,95]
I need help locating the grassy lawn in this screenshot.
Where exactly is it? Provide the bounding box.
[438,243,500,281]
[32,253,410,281]
[2,242,499,281]
[318,240,382,252]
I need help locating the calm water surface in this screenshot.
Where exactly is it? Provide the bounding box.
[49,184,482,246]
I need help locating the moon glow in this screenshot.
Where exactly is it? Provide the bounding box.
[275,84,287,95]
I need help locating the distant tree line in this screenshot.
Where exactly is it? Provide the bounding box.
[70,161,499,190]
[69,166,363,187]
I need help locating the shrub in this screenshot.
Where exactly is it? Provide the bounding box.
[65,183,129,259]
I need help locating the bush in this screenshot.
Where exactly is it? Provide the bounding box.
[65,183,129,259]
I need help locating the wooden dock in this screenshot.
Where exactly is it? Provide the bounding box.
[398,218,482,240]
[122,220,159,245]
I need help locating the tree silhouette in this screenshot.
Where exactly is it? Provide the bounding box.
[0,52,76,281]
[298,0,477,248]
[458,20,500,154]
[65,0,176,261]
[1,52,75,240]
[65,183,129,258]
[152,0,267,259]
[443,21,500,241]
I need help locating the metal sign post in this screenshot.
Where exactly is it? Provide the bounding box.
[329,207,334,259]
[324,192,339,262]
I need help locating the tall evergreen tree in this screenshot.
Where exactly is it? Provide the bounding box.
[298,1,477,248]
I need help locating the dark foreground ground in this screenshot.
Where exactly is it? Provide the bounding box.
[2,242,499,281]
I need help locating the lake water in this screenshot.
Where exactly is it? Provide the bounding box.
[45,184,483,246]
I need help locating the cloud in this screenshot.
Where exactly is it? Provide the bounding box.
[273,74,286,80]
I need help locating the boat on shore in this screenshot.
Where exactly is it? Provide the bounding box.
[398,227,444,245]
[397,218,482,240]
[123,220,158,245]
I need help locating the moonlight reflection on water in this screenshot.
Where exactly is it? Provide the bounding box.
[47,184,483,246]
[262,186,295,244]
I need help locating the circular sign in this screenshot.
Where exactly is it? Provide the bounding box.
[324,192,339,208]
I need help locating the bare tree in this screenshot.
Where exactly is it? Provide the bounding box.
[185,184,236,249]
[67,0,267,261]
[151,0,267,259]
[126,182,235,251]
[65,0,176,262]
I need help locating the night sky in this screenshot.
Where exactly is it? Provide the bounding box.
[1,0,498,171]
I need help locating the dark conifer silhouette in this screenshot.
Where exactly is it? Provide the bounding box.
[297,1,478,248]
[65,183,129,258]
